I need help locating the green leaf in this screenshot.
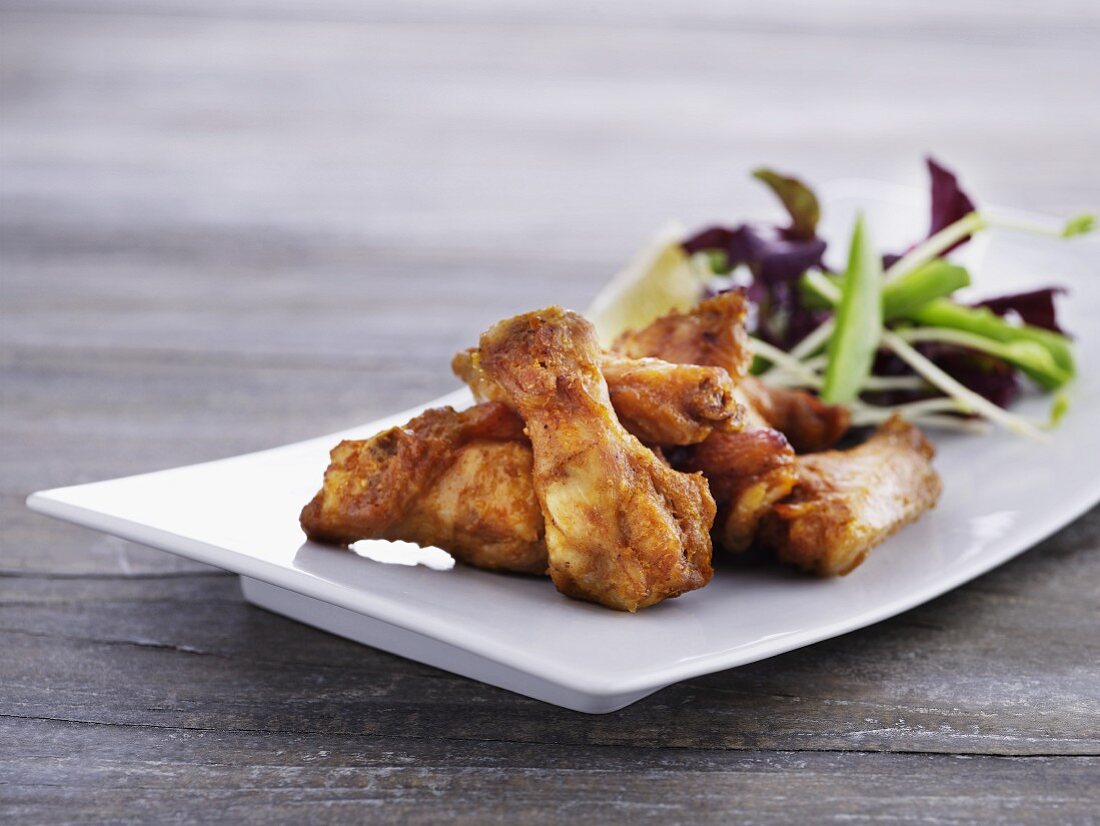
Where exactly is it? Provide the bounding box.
[909,299,1076,378]
[800,259,969,319]
[752,168,821,240]
[1049,392,1070,427]
[1062,213,1096,238]
[822,213,883,404]
[705,249,731,274]
[898,327,1072,390]
[882,260,970,319]
[997,340,1068,388]
[799,270,842,310]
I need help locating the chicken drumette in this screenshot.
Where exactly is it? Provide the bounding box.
[757,415,943,576]
[611,291,850,452]
[477,307,716,611]
[609,292,802,551]
[454,348,744,447]
[300,402,548,574]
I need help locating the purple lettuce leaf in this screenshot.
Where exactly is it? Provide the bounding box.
[683,224,827,348]
[753,232,828,285]
[683,225,757,272]
[868,343,1020,409]
[975,287,1067,334]
[924,343,1020,408]
[683,225,827,284]
[683,170,829,349]
[928,156,977,244]
[883,156,979,266]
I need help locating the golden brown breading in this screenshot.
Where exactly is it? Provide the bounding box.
[453,348,744,446]
[612,292,850,451]
[451,348,505,404]
[300,402,548,574]
[757,415,943,576]
[673,427,797,553]
[612,291,754,380]
[477,306,716,611]
[610,293,801,552]
[736,376,851,453]
[600,356,744,445]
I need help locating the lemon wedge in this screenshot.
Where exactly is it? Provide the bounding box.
[587,222,707,345]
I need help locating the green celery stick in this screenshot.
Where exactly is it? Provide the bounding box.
[822,214,883,404]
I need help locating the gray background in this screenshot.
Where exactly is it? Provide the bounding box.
[2,1,1098,822]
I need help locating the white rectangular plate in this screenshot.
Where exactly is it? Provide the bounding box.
[27,182,1100,713]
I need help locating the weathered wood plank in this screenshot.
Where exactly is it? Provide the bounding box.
[5,0,1099,31]
[1,716,1097,826]
[2,7,1098,312]
[0,503,217,577]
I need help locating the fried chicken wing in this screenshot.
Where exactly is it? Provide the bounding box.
[757,415,943,576]
[612,291,754,380]
[452,348,507,404]
[600,356,744,445]
[300,402,548,574]
[736,377,851,453]
[673,427,797,553]
[477,307,716,611]
[609,293,799,551]
[612,292,850,451]
[453,348,743,446]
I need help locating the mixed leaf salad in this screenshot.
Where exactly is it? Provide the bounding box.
[591,158,1094,439]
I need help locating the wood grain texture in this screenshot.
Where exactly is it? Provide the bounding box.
[3,717,1097,826]
[1,0,1098,822]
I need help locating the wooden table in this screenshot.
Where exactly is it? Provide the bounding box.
[3,2,1098,822]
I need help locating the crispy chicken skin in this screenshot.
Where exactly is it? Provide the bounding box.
[300,402,548,574]
[477,306,716,611]
[673,427,797,553]
[612,291,754,380]
[758,415,943,576]
[600,356,744,446]
[612,293,800,551]
[737,377,851,453]
[451,348,507,404]
[453,348,743,446]
[612,291,850,451]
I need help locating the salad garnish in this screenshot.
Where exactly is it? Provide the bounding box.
[595,157,1095,438]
